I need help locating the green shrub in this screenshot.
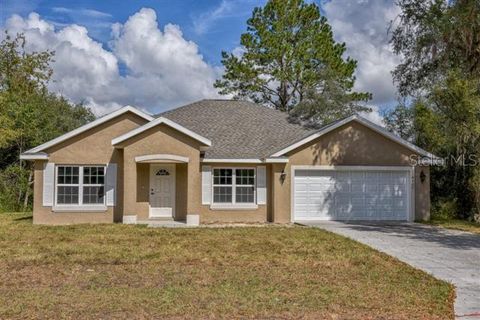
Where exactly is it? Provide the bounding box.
[431,198,458,221]
[0,164,32,212]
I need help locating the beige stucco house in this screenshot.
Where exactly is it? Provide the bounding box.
[20,99,436,225]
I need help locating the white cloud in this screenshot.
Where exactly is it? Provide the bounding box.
[360,105,384,126]
[2,9,221,115]
[191,0,254,35]
[81,9,112,18]
[193,0,233,35]
[52,7,112,18]
[51,7,71,14]
[231,45,245,58]
[323,0,400,112]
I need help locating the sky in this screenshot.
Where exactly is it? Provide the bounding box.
[0,0,401,123]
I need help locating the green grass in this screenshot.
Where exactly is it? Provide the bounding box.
[0,213,454,319]
[425,218,480,234]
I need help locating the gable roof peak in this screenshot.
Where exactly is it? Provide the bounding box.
[22,105,154,156]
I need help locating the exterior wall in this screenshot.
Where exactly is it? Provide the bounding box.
[199,163,270,224]
[414,165,430,221]
[176,163,188,221]
[271,122,431,223]
[271,163,289,223]
[121,124,203,221]
[121,127,271,223]
[31,114,431,225]
[32,112,148,225]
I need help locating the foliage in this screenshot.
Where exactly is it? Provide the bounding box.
[0,33,95,212]
[391,0,480,220]
[215,0,371,125]
[431,198,459,221]
[391,0,480,97]
[0,164,31,212]
[382,104,414,141]
[399,73,480,220]
[425,217,480,234]
[469,166,480,222]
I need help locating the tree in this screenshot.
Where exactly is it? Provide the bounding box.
[391,0,480,96]
[414,73,480,218]
[382,104,414,141]
[0,33,95,211]
[215,0,371,124]
[391,0,480,221]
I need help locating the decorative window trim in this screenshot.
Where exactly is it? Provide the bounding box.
[54,165,107,209]
[155,169,170,176]
[211,167,256,207]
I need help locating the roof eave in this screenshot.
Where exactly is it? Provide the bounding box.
[112,116,212,147]
[20,152,49,160]
[23,106,154,154]
[269,115,438,161]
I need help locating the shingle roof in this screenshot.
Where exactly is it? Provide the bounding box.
[158,99,315,159]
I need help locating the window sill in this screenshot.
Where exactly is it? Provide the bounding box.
[53,205,108,213]
[209,204,258,211]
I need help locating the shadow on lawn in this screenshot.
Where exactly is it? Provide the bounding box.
[338,222,480,250]
[13,215,32,222]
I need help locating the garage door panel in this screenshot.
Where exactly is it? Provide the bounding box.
[393,198,407,208]
[295,184,308,192]
[310,184,334,192]
[351,182,364,192]
[335,181,350,192]
[294,169,410,221]
[393,186,406,196]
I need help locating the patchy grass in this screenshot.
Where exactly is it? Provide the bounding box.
[425,218,480,235]
[0,213,454,319]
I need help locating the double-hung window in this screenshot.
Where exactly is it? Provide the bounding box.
[213,168,255,205]
[56,165,105,206]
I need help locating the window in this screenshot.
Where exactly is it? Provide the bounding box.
[57,166,79,204]
[213,168,255,204]
[156,169,170,176]
[213,169,232,203]
[56,165,105,206]
[82,166,105,204]
[235,169,255,203]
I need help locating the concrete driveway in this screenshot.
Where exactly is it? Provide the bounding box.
[301,221,480,319]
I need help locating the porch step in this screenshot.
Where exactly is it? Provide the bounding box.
[147,220,189,228]
[146,217,174,222]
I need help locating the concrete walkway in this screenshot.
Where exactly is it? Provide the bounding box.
[301,221,480,319]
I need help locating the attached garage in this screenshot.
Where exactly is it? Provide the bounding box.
[292,166,413,222]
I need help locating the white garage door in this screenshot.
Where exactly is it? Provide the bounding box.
[293,168,411,221]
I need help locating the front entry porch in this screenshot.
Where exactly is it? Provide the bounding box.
[123,154,191,224]
[148,163,176,219]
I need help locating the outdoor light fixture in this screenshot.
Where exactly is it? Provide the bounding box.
[280,170,287,184]
[420,170,426,183]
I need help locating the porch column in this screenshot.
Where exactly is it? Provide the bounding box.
[123,154,137,216]
[186,158,201,223]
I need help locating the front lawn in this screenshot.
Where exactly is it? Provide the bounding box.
[0,213,453,319]
[425,218,480,235]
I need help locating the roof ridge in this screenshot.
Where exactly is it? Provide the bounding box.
[162,98,297,116]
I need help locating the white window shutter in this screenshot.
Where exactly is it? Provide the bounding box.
[43,162,55,206]
[257,166,266,205]
[106,163,117,206]
[202,165,212,205]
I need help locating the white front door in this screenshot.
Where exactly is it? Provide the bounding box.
[149,164,175,218]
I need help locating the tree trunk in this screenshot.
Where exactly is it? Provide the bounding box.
[17,187,23,208]
[23,169,33,212]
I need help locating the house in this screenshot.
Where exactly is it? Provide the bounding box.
[20,99,435,225]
